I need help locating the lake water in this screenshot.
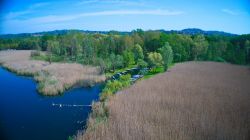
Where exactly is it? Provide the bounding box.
[0,67,102,140]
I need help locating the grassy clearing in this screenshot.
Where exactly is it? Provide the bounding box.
[105,64,137,78]
[77,62,250,140]
[142,63,175,79]
[143,66,164,79]
[105,64,170,80]
[0,50,105,95]
[31,51,65,62]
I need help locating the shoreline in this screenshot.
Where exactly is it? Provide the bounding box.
[1,65,105,96]
[0,50,106,96]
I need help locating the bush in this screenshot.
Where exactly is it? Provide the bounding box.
[214,57,226,62]
[50,55,64,62]
[100,90,113,101]
[137,59,148,68]
[119,74,131,87]
[100,74,131,101]
[31,50,41,57]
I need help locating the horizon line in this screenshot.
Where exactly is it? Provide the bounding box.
[0,28,244,35]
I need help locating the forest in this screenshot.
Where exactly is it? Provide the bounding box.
[1,29,250,73]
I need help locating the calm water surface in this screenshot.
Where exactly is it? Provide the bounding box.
[0,67,102,140]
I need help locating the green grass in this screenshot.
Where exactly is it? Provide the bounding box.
[32,54,65,62]
[143,63,175,79]
[143,66,164,79]
[32,55,48,61]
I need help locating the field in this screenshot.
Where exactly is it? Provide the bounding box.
[77,62,250,140]
[0,50,105,95]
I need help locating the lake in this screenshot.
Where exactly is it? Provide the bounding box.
[0,67,102,140]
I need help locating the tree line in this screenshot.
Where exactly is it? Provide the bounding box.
[1,29,250,73]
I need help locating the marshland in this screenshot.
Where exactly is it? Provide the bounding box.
[1,0,250,140]
[77,62,250,140]
[0,50,105,95]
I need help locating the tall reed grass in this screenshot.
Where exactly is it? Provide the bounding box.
[0,50,105,95]
[77,62,250,140]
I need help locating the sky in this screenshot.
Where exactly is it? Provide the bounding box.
[0,0,249,34]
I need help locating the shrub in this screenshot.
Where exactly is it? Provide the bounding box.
[100,74,131,101]
[137,59,148,68]
[31,50,41,57]
[100,90,113,101]
[119,74,131,87]
[214,57,226,62]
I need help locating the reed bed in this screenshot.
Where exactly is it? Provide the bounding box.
[77,62,250,140]
[0,50,105,95]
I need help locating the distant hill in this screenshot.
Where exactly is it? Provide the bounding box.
[0,28,238,39]
[0,30,131,39]
[161,28,237,36]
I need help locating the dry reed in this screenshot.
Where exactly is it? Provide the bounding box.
[77,62,250,140]
[0,50,105,95]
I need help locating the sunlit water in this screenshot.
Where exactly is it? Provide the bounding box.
[0,67,102,140]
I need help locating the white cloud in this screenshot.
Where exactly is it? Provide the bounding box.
[77,0,145,6]
[5,2,50,19]
[77,0,99,5]
[11,9,184,24]
[7,10,32,19]
[30,2,50,9]
[221,9,239,15]
[82,9,184,16]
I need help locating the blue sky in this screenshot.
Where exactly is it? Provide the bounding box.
[0,0,250,34]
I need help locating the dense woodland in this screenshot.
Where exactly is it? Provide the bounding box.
[1,29,250,73]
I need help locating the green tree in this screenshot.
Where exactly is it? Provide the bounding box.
[46,40,58,63]
[96,58,106,74]
[123,50,135,67]
[133,44,144,62]
[147,52,163,70]
[245,40,250,64]
[104,58,112,72]
[110,53,116,71]
[132,33,144,46]
[72,35,82,61]
[50,41,60,55]
[144,31,161,52]
[159,42,173,71]
[164,34,193,62]
[192,35,209,60]
[118,35,134,54]
[110,54,124,71]
[115,55,124,69]
[33,40,41,51]
[82,37,95,64]
[137,59,148,68]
